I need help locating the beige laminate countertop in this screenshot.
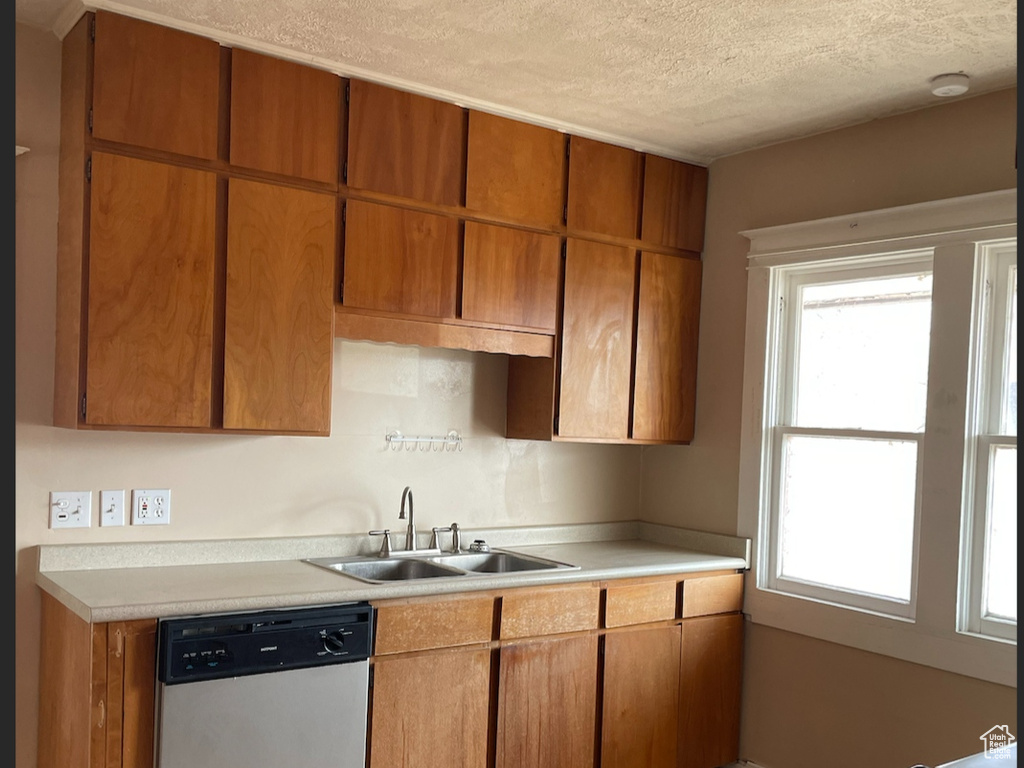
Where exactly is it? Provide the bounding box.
[34,521,751,624]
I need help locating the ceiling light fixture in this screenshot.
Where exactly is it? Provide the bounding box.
[929,72,970,97]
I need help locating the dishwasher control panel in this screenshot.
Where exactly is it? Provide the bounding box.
[158,603,373,685]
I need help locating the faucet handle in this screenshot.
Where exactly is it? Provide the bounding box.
[368,529,393,558]
[450,522,462,553]
[429,526,452,550]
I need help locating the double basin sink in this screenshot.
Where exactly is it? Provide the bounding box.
[304,548,578,584]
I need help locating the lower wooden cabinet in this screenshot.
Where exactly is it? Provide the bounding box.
[496,635,598,768]
[369,646,492,768]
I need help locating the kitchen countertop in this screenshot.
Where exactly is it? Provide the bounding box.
[34,521,750,623]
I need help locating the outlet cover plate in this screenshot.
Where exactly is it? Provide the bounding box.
[50,491,92,529]
[131,489,171,525]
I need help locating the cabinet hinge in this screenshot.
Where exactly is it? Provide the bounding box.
[88,109,93,135]
[345,83,350,104]
[563,204,567,223]
[89,15,96,41]
[85,157,91,181]
[338,281,344,302]
[342,161,347,184]
[341,202,346,223]
[560,241,567,259]
[80,394,87,419]
[553,415,559,433]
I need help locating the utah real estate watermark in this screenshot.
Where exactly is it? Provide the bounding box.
[980,725,1015,760]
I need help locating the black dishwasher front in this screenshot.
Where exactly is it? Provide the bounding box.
[154,602,373,768]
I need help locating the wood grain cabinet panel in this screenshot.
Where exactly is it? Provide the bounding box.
[372,594,495,655]
[640,155,709,252]
[86,152,216,428]
[462,221,561,331]
[601,625,680,768]
[347,79,465,205]
[496,635,598,768]
[632,251,702,442]
[465,111,566,229]
[604,579,678,628]
[223,178,336,433]
[566,135,642,240]
[92,11,220,160]
[342,200,459,318]
[681,573,744,618]
[558,239,636,440]
[370,647,491,768]
[229,49,342,183]
[500,583,600,639]
[678,614,744,768]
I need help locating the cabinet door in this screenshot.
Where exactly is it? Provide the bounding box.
[601,625,680,768]
[462,221,561,331]
[496,635,598,768]
[342,200,459,318]
[104,619,159,768]
[86,152,217,428]
[558,239,636,439]
[347,79,464,205]
[640,155,709,253]
[566,135,642,240]
[465,111,566,229]
[223,178,336,432]
[678,614,744,768]
[92,11,220,160]
[370,647,490,768]
[229,49,342,184]
[632,252,702,442]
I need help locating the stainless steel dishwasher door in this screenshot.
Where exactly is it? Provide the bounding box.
[155,660,369,768]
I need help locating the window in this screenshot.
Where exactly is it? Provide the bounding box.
[960,240,1017,642]
[738,189,1016,685]
[765,255,932,618]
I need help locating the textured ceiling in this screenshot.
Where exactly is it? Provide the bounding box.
[15,0,1018,164]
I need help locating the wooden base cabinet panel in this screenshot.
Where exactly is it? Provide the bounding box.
[370,647,491,768]
[678,614,744,768]
[38,593,157,768]
[601,626,681,768]
[496,635,598,768]
[223,178,336,433]
[86,152,217,428]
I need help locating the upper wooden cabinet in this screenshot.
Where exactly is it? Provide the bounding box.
[223,178,336,433]
[465,111,566,229]
[86,152,217,428]
[558,239,637,440]
[229,49,342,183]
[92,11,220,160]
[641,154,709,252]
[566,135,642,240]
[347,79,465,205]
[342,200,459,318]
[462,221,561,332]
[632,251,702,442]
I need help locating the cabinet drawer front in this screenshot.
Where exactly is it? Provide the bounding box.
[604,580,677,628]
[373,595,495,655]
[680,573,743,618]
[500,584,600,639]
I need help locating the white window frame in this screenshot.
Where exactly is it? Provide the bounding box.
[763,251,932,620]
[960,239,1017,643]
[737,189,1017,686]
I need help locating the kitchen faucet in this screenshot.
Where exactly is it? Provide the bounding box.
[399,486,416,551]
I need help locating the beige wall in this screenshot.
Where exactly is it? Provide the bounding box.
[639,89,1017,765]
[14,23,642,768]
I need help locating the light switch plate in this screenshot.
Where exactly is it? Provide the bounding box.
[131,489,171,525]
[100,490,126,526]
[50,491,92,529]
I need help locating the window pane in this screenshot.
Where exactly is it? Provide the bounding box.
[795,274,932,432]
[984,445,1017,620]
[1000,265,1017,436]
[778,434,917,601]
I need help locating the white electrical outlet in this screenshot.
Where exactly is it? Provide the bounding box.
[131,489,171,525]
[100,490,126,527]
[50,491,92,529]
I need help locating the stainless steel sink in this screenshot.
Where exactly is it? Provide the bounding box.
[303,548,578,584]
[427,550,578,574]
[305,555,468,583]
